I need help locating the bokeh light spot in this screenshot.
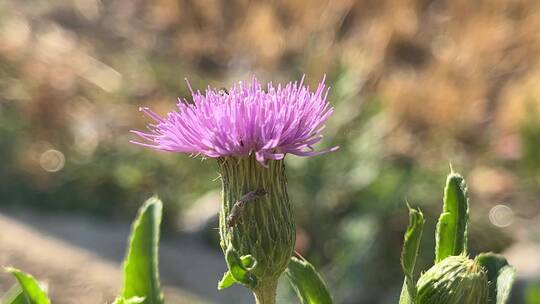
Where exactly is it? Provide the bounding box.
[39,149,65,172]
[489,204,514,228]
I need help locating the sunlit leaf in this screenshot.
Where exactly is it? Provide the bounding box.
[112,296,145,304]
[5,267,50,304]
[285,256,333,304]
[218,254,258,290]
[122,196,164,304]
[223,246,258,289]
[217,271,236,290]
[476,253,516,304]
[399,204,425,303]
[2,284,26,304]
[435,171,469,263]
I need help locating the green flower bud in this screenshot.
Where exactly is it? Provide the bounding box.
[218,156,295,303]
[416,255,488,304]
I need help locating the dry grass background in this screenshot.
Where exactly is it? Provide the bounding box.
[2,0,540,168]
[2,0,540,303]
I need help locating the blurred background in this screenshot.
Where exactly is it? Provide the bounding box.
[1,0,540,303]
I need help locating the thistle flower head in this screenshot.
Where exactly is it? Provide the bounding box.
[131,76,338,165]
[416,255,488,304]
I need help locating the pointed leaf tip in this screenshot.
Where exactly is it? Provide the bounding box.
[285,256,333,304]
[5,267,51,304]
[399,204,425,303]
[2,283,25,304]
[122,197,164,304]
[435,172,469,263]
[217,271,236,290]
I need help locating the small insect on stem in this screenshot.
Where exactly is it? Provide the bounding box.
[227,188,267,227]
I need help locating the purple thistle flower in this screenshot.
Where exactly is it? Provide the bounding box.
[131,76,338,165]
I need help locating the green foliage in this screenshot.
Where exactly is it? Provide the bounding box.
[400,170,516,304]
[399,281,413,304]
[218,253,258,290]
[399,204,425,303]
[476,253,516,304]
[121,196,164,304]
[2,284,26,304]
[4,267,51,304]
[112,297,145,304]
[220,246,258,289]
[285,256,333,304]
[435,172,469,263]
[217,271,236,290]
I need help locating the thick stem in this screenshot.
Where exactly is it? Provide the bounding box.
[253,280,278,304]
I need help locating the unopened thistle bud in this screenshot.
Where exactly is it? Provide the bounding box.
[131,76,338,303]
[416,255,488,304]
[219,156,294,301]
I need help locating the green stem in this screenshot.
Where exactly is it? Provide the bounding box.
[253,280,278,304]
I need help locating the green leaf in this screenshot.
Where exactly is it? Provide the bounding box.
[122,196,164,304]
[476,253,516,304]
[2,284,26,304]
[285,256,333,304]
[5,267,50,304]
[217,271,236,290]
[218,254,257,290]
[112,297,145,304]
[495,266,516,304]
[240,254,257,270]
[399,204,425,303]
[398,280,413,304]
[224,246,258,289]
[435,171,469,263]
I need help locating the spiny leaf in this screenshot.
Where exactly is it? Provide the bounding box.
[285,256,333,304]
[122,196,164,304]
[435,172,469,263]
[224,246,258,289]
[218,254,257,290]
[5,267,50,304]
[476,252,516,304]
[399,204,425,303]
